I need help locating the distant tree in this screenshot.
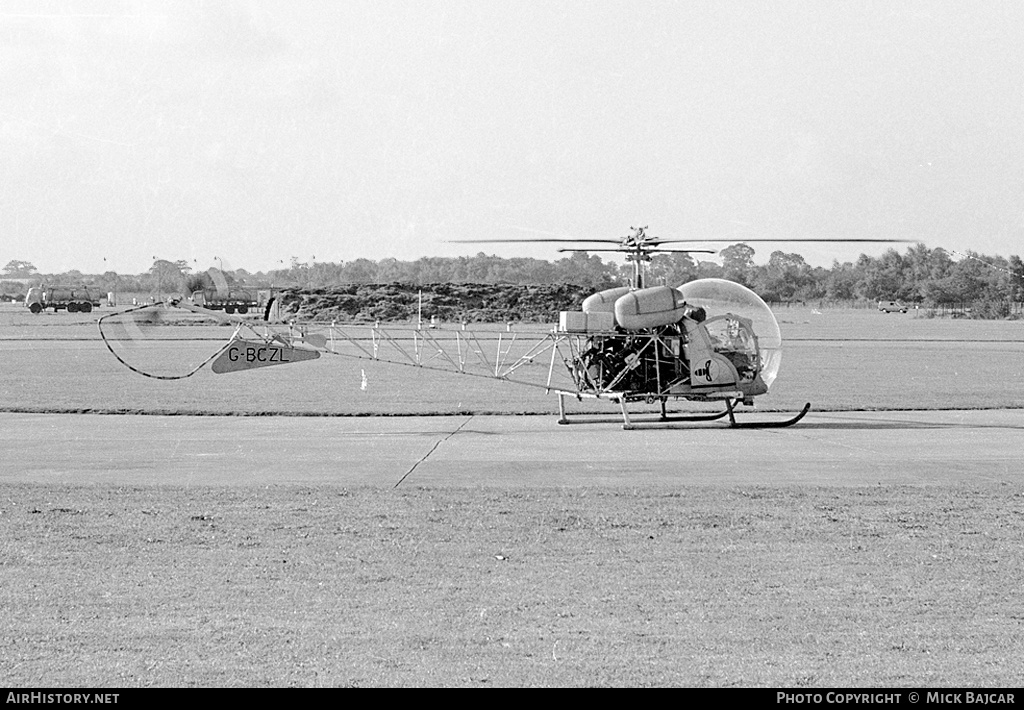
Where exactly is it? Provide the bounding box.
[342,258,379,283]
[694,260,724,280]
[720,244,756,286]
[96,271,122,293]
[756,251,811,302]
[648,252,699,287]
[376,258,404,282]
[2,260,37,276]
[53,245,1008,315]
[149,259,187,295]
[902,243,935,300]
[824,260,858,300]
[951,253,995,301]
[184,273,210,294]
[921,275,959,307]
[55,269,86,284]
[553,252,618,289]
[858,248,908,301]
[1008,255,1024,303]
[798,266,829,300]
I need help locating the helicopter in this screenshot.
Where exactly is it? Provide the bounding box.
[97,227,910,429]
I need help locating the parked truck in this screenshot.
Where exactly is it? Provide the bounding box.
[191,287,260,314]
[25,285,101,314]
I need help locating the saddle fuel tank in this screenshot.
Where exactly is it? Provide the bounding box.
[614,286,689,330]
[582,286,632,314]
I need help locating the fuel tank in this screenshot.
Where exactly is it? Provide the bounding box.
[613,286,689,330]
[582,286,632,314]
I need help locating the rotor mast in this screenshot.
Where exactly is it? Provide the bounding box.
[624,226,652,290]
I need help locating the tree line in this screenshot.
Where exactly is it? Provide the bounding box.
[3,244,1022,316]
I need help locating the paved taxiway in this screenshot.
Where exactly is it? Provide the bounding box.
[2,409,1022,486]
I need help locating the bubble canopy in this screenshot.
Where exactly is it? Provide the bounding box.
[676,278,782,389]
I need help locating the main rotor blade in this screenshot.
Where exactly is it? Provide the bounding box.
[646,248,717,254]
[555,248,716,254]
[452,231,915,247]
[457,236,917,246]
[675,238,916,243]
[448,238,623,244]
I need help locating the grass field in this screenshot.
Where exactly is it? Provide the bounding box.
[3,484,1022,687]
[2,303,1023,687]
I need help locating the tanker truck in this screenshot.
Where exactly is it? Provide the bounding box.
[25,285,101,313]
[190,286,259,314]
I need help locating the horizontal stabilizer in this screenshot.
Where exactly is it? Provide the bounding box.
[211,338,321,374]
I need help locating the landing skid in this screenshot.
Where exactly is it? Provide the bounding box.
[721,400,811,429]
[556,409,730,426]
[556,392,731,426]
[555,394,811,430]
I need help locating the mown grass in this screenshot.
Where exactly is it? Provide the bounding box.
[3,484,1023,687]
[3,307,1024,687]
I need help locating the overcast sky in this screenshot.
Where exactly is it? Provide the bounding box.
[2,0,1022,274]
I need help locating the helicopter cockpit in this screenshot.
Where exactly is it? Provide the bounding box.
[677,278,782,391]
[702,314,759,383]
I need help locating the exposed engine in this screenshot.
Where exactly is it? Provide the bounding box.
[575,307,763,395]
[576,303,706,393]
